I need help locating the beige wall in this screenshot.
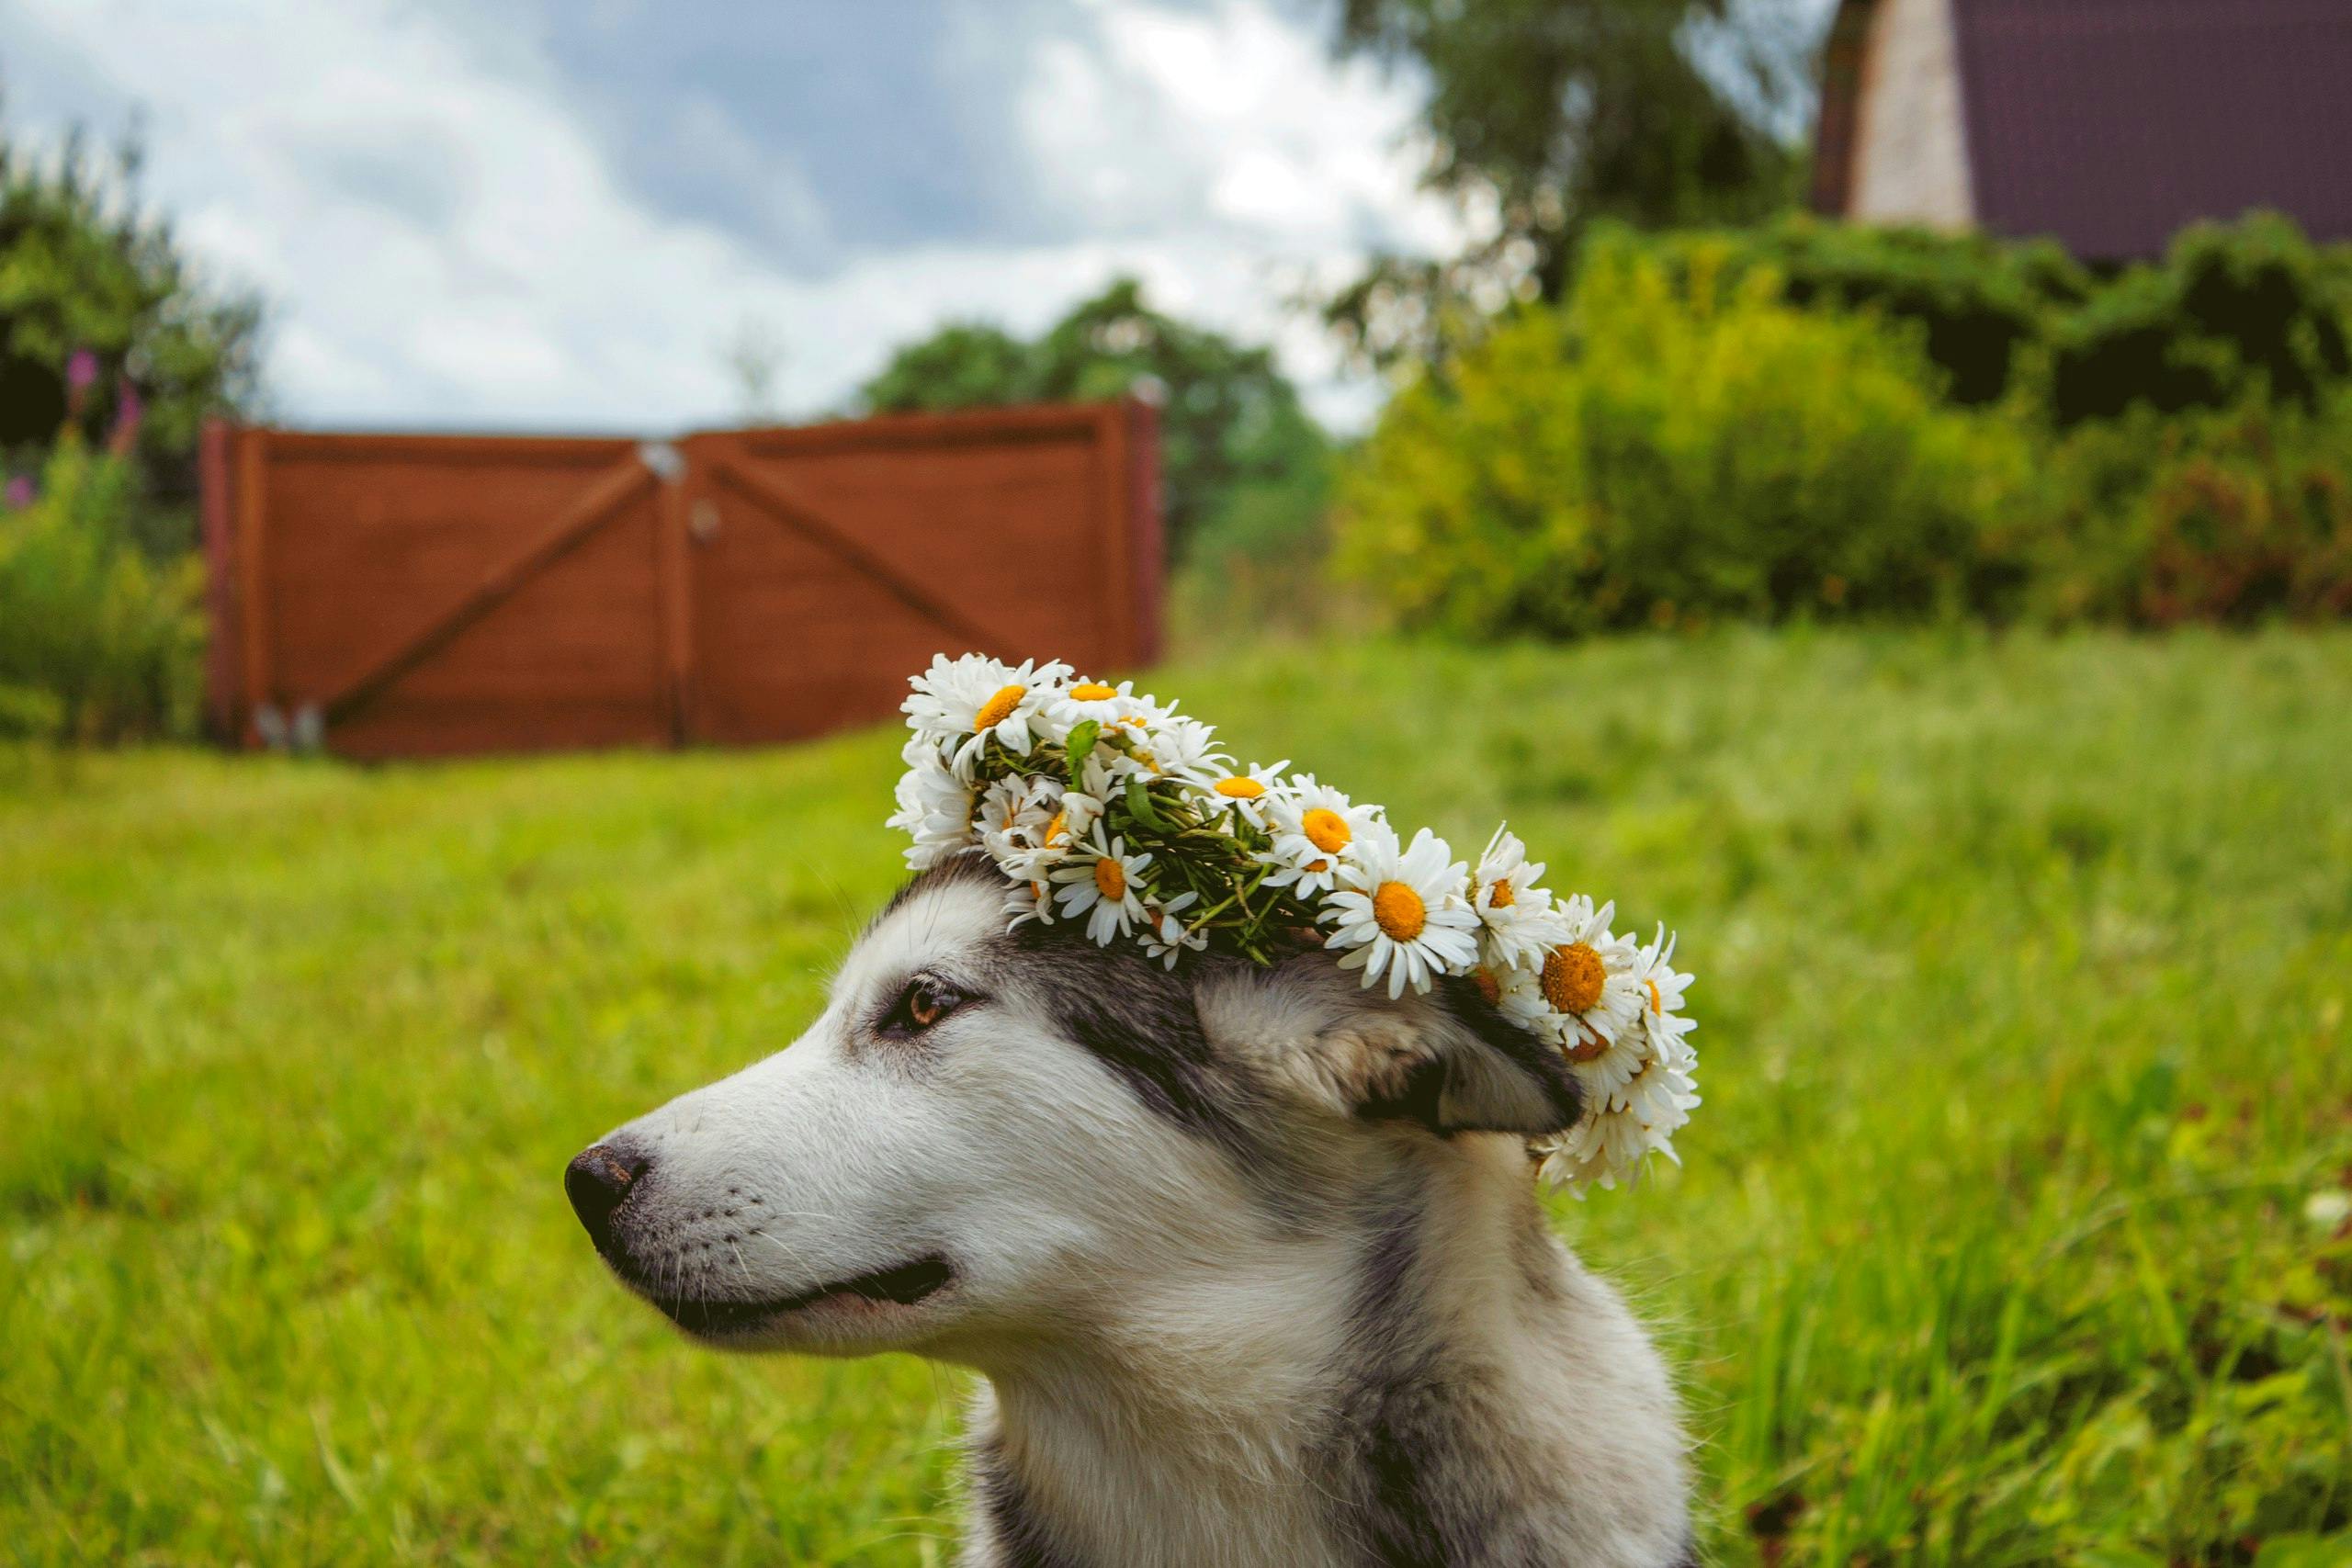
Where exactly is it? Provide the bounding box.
[1849,0,1974,229]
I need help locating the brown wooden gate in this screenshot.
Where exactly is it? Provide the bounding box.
[200,401,1161,759]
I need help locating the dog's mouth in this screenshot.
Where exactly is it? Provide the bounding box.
[643,1253,957,1337]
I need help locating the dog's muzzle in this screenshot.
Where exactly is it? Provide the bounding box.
[564,1138,653,1256]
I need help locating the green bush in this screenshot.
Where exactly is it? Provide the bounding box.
[1647,212,2352,425]
[2026,391,2352,626]
[1337,231,2033,637]
[2049,214,2352,425]
[1,125,265,556]
[0,438,204,741]
[1647,215,2089,405]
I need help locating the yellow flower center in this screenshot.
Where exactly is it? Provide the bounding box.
[1645,976,1662,1015]
[1372,881,1427,942]
[1214,776,1266,799]
[1093,857,1125,900]
[1563,1026,1610,1065]
[1070,681,1118,702]
[1488,878,1516,908]
[975,684,1025,731]
[1301,807,1351,855]
[1044,809,1069,845]
[1306,857,1329,874]
[1471,965,1500,1006]
[1542,942,1607,1016]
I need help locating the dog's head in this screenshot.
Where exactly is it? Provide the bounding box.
[565,852,1581,1358]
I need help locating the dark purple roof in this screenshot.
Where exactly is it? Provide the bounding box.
[1951,0,2352,259]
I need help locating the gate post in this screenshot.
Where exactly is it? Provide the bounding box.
[646,439,696,748]
[198,418,244,747]
[1125,393,1166,666]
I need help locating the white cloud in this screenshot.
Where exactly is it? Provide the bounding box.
[9,0,1470,433]
[1012,0,1483,423]
[1037,0,1463,254]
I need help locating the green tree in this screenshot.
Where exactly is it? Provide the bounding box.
[860,278,1329,569]
[0,117,266,553]
[861,321,1044,412]
[1319,0,1808,368]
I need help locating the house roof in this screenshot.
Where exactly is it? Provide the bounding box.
[1815,0,2352,260]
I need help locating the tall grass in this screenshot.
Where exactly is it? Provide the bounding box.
[3,628,2348,1564]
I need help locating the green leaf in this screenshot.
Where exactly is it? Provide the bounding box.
[1065,719,1099,772]
[2256,1536,2352,1568]
[1125,774,1169,831]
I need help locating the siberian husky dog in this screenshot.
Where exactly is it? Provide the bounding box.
[566,851,1693,1566]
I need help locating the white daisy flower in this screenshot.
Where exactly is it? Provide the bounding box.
[1004,874,1058,931]
[1321,827,1481,999]
[1203,758,1291,829]
[1623,924,1698,1061]
[1046,677,1157,736]
[1469,824,1560,968]
[1260,775,1384,899]
[1528,927,1701,1193]
[1050,829,1154,946]
[1568,1021,1657,1111]
[901,653,1072,778]
[1124,713,1227,787]
[977,774,1058,854]
[1617,1035,1700,1142]
[1092,692,1181,763]
[1616,925,1700,1128]
[887,749,976,870]
[1137,891,1205,970]
[1498,895,1644,1062]
[1050,753,1122,848]
[1533,1105,1656,1196]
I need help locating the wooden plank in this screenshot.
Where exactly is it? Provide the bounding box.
[1125,396,1166,665]
[197,418,241,744]
[725,401,1112,460]
[707,450,1008,655]
[254,431,641,465]
[259,450,639,698]
[1093,401,1136,669]
[232,428,272,749]
[654,443,696,745]
[324,500,668,758]
[319,457,656,725]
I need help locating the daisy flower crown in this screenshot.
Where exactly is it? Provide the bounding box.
[890,654,1701,1195]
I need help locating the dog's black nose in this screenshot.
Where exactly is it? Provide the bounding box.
[565,1139,652,1252]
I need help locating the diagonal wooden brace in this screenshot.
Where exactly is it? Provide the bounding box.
[321,458,658,725]
[706,455,1010,656]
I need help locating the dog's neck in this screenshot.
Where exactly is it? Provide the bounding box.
[971,1256,1355,1566]
[956,1133,1688,1568]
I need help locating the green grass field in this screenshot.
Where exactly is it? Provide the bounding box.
[6,628,2351,1566]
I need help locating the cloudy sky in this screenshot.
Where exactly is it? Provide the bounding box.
[3,0,1511,433]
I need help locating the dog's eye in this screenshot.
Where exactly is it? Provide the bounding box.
[885,977,964,1037]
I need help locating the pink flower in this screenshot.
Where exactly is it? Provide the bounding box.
[107,384,145,456]
[4,475,33,510]
[65,349,100,418]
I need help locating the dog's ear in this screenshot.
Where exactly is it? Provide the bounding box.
[1283,975,1581,1137]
